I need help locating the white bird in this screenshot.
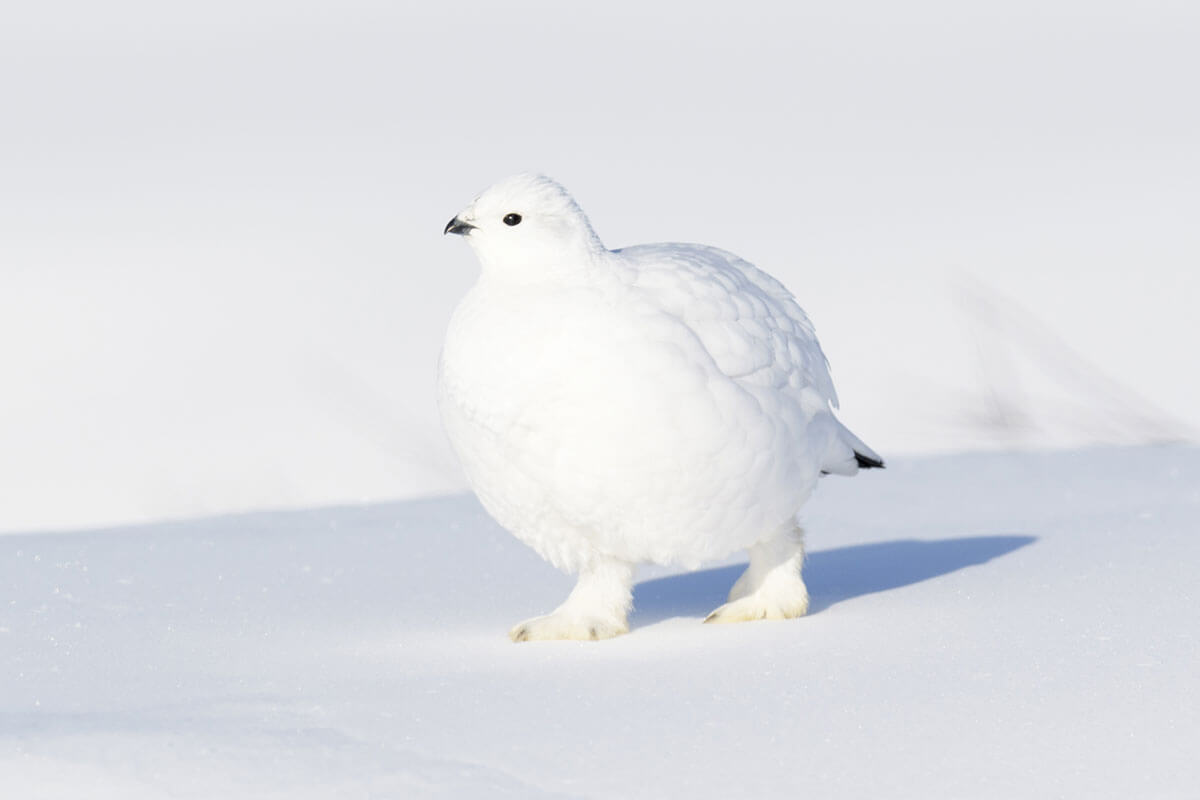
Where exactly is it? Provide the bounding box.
[438,174,882,642]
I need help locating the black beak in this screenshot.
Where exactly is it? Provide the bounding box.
[444,217,476,236]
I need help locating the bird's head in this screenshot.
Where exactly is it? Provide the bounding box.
[444,174,605,280]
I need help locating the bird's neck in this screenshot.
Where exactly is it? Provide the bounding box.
[473,236,610,287]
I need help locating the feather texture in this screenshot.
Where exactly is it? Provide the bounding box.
[438,174,880,575]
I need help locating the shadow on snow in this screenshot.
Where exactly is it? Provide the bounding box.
[631,535,1036,624]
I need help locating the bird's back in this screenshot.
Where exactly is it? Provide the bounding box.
[614,243,838,406]
[614,243,880,475]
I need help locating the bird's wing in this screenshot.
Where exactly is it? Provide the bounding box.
[615,243,839,408]
[615,243,883,475]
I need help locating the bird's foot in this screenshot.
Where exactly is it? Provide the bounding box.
[508,556,634,642]
[509,612,628,643]
[704,582,809,624]
[708,525,809,624]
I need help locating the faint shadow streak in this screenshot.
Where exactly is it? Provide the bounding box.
[630,535,1036,624]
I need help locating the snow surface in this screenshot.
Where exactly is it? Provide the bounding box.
[3,1,1198,532]
[4,446,1197,798]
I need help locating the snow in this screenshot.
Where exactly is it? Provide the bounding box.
[3,2,1197,793]
[2,1,1199,532]
[4,446,1198,798]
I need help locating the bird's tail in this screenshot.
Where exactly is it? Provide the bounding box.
[854,450,885,470]
[821,420,884,476]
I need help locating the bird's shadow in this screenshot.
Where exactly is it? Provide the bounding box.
[630,535,1036,624]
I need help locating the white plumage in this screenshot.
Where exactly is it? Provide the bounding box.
[438,174,881,641]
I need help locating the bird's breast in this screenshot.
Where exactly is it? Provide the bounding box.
[436,278,827,565]
[439,281,721,459]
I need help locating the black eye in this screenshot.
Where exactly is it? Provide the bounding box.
[503,213,522,226]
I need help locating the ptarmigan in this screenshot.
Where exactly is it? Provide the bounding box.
[438,174,882,642]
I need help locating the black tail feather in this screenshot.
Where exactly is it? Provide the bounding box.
[854,451,885,469]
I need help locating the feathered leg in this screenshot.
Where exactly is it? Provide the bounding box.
[509,556,634,642]
[705,523,809,623]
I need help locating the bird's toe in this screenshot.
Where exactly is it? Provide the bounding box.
[704,593,809,625]
[508,612,628,643]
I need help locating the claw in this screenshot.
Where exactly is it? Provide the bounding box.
[704,594,808,624]
[507,613,627,643]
